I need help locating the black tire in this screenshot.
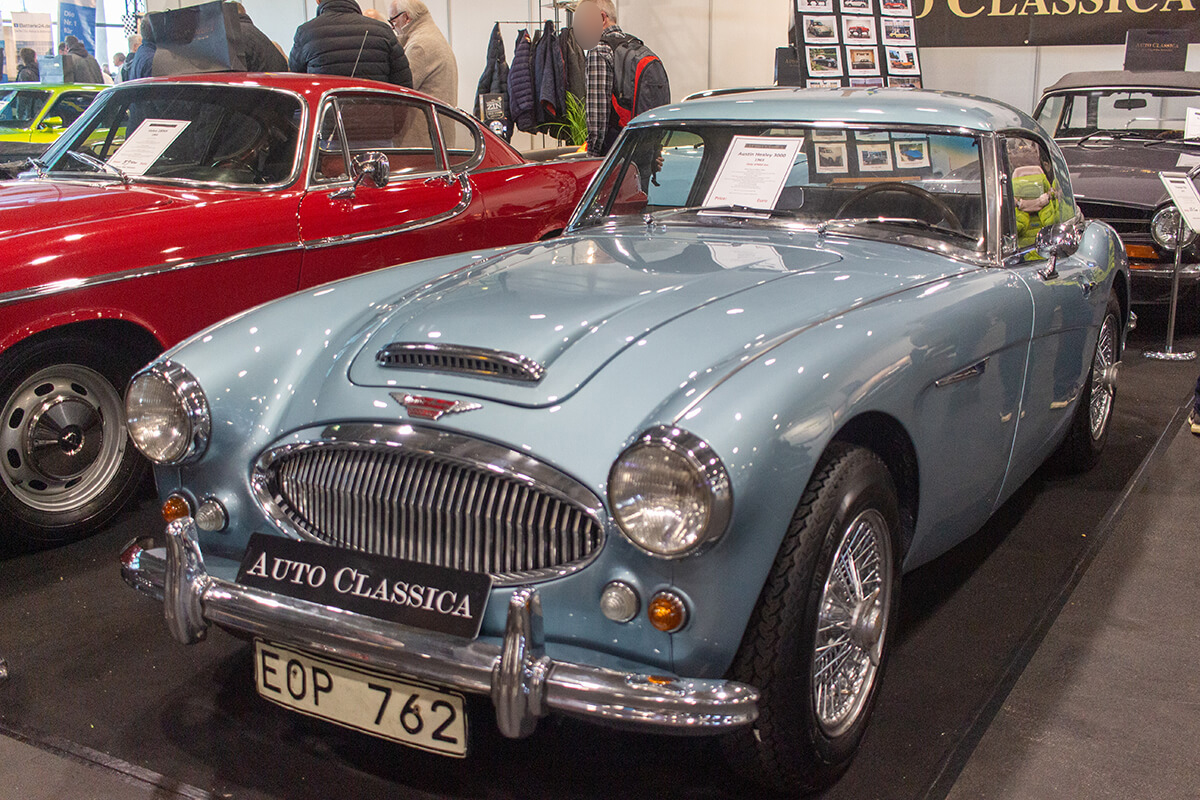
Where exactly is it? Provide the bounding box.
[0,335,148,547]
[721,442,901,794]
[1053,292,1121,473]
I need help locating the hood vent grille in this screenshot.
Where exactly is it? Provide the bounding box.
[376,343,545,384]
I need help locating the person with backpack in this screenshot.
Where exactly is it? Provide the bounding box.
[572,0,670,157]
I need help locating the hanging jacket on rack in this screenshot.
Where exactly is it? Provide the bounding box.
[560,26,587,107]
[508,29,537,134]
[475,23,511,140]
[534,20,566,130]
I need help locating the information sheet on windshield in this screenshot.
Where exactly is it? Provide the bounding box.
[1185,107,1199,142]
[701,135,804,217]
[106,119,191,176]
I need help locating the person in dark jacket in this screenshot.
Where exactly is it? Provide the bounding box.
[127,18,156,80]
[63,35,104,84]
[235,4,287,72]
[16,49,40,82]
[507,29,535,134]
[288,0,412,87]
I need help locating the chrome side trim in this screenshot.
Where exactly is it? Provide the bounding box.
[250,422,606,586]
[376,342,546,383]
[0,241,302,309]
[301,173,474,250]
[934,358,989,388]
[121,523,759,736]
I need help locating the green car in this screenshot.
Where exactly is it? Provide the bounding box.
[0,83,105,167]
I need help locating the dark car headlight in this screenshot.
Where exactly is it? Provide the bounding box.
[1151,205,1197,250]
[125,361,210,465]
[608,426,732,557]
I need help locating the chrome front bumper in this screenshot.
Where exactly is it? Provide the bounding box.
[121,518,759,739]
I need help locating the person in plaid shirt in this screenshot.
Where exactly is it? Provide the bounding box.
[573,0,623,156]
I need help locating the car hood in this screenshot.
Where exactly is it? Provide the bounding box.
[1059,140,1199,210]
[0,178,177,232]
[347,227,968,408]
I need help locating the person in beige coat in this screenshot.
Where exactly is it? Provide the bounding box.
[388,0,458,107]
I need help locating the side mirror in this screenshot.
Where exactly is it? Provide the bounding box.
[39,116,64,130]
[1035,215,1084,280]
[354,151,389,189]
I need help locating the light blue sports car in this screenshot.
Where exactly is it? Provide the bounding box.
[121,88,1128,793]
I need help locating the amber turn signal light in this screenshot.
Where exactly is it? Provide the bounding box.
[648,591,688,633]
[1125,244,1159,261]
[161,494,191,522]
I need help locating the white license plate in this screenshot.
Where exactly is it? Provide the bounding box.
[254,641,467,757]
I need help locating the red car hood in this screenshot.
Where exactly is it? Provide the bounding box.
[0,180,178,236]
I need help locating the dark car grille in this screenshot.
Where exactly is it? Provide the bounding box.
[1079,201,1151,239]
[262,444,604,585]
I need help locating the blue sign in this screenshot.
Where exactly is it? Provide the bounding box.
[59,2,98,55]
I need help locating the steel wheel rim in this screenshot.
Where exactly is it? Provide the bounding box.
[0,364,126,514]
[1089,314,1117,441]
[811,507,893,738]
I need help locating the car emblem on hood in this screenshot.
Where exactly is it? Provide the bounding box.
[391,393,483,421]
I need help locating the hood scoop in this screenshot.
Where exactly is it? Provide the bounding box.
[376,342,546,384]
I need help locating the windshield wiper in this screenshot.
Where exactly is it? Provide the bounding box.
[818,216,979,245]
[27,157,47,178]
[646,204,799,224]
[1076,130,1140,146]
[62,150,130,185]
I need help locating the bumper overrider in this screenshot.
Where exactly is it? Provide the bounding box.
[121,517,759,739]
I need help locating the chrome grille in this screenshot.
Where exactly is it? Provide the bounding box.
[376,343,545,383]
[1079,201,1150,238]
[259,433,603,585]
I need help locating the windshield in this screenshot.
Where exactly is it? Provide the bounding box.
[41,84,304,186]
[1035,89,1200,141]
[0,90,51,128]
[572,124,987,252]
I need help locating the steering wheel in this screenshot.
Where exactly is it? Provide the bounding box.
[834,182,964,233]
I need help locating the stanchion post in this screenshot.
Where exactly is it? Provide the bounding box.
[1145,168,1199,362]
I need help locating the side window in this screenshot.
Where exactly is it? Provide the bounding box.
[1002,134,1065,252]
[46,92,95,127]
[646,130,704,208]
[436,110,481,170]
[313,96,444,184]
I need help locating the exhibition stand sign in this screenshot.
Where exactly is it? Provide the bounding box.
[59,0,97,55]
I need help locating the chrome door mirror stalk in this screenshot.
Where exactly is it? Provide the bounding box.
[330,151,390,200]
[1034,214,1085,280]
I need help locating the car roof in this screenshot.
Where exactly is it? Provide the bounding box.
[1042,71,1200,94]
[638,88,1035,134]
[2,83,106,91]
[114,72,446,107]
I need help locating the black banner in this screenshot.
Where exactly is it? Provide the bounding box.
[913,0,1199,47]
[237,534,492,639]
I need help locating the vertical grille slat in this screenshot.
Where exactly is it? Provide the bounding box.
[266,444,603,584]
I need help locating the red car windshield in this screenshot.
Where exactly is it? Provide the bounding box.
[43,83,304,186]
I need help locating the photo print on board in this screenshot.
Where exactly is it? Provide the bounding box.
[806,46,844,77]
[879,0,913,15]
[849,77,885,87]
[841,16,877,45]
[847,47,880,76]
[840,0,874,14]
[893,138,931,168]
[815,142,849,173]
[798,0,835,13]
[854,130,890,141]
[804,15,839,44]
[888,76,922,88]
[857,142,894,172]
[886,46,920,75]
[807,78,844,88]
[881,17,914,44]
[811,128,848,141]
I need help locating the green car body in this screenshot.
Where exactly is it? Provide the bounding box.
[0,83,106,163]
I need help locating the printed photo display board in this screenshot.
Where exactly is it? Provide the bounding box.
[793,0,922,89]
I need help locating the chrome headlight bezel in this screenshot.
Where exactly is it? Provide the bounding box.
[607,426,733,559]
[1151,204,1197,250]
[124,360,210,465]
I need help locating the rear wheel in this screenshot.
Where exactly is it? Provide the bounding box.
[721,443,901,794]
[0,336,148,546]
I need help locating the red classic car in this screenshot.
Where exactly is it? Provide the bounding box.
[0,73,600,546]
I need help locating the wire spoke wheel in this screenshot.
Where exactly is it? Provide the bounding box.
[811,508,893,738]
[0,364,127,514]
[1089,313,1118,441]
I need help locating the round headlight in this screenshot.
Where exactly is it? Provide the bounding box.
[125,361,210,465]
[1151,205,1197,250]
[608,427,732,557]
